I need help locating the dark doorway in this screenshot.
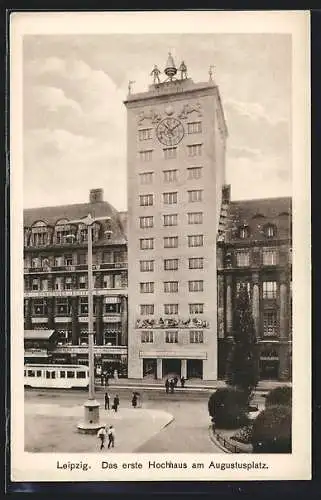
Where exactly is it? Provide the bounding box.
[187,359,203,379]
[143,358,157,379]
[162,359,181,378]
[260,360,279,380]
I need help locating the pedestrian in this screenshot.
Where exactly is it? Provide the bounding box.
[165,378,170,394]
[173,376,179,387]
[107,425,115,449]
[104,391,110,410]
[113,394,120,412]
[100,374,104,386]
[170,378,175,394]
[97,426,107,450]
[181,376,186,388]
[132,392,137,408]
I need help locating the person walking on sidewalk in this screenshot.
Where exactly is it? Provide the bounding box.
[132,392,138,408]
[104,391,110,410]
[113,394,120,412]
[165,378,170,394]
[97,426,107,450]
[107,425,115,449]
[169,378,175,394]
[180,376,186,388]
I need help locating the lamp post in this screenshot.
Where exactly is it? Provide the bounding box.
[67,213,111,433]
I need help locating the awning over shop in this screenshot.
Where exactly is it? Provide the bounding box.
[24,329,55,340]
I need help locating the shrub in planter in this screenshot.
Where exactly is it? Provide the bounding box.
[208,387,249,430]
[231,423,253,444]
[251,404,292,453]
[265,386,292,408]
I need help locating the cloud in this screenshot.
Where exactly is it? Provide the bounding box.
[229,146,262,161]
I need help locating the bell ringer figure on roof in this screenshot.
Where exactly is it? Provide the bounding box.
[150,64,161,84]
[179,60,187,79]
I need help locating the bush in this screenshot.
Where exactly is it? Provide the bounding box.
[251,404,292,453]
[265,386,292,408]
[208,388,249,430]
[231,423,253,444]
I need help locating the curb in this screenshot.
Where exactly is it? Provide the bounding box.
[208,426,231,454]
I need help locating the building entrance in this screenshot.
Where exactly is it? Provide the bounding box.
[187,359,203,379]
[143,358,157,379]
[162,359,181,378]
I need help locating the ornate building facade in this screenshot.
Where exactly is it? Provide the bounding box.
[23,188,128,374]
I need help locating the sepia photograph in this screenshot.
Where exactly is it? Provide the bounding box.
[10,10,310,482]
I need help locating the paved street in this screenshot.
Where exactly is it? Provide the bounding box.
[25,388,222,453]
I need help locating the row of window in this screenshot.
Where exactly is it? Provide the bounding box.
[29,297,121,316]
[140,212,203,228]
[235,280,278,299]
[139,190,203,206]
[24,221,104,247]
[26,251,127,269]
[25,369,86,379]
[140,258,204,272]
[141,330,204,344]
[140,303,204,315]
[27,273,126,292]
[138,122,202,142]
[238,225,276,239]
[139,144,202,162]
[140,236,203,250]
[234,249,278,267]
[140,281,204,293]
[139,167,202,185]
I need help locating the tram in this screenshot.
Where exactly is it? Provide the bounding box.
[24,364,90,389]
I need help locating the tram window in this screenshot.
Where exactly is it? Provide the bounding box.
[51,372,56,379]
[27,370,35,377]
[60,371,66,378]
[46,371,51,379]
[67,371,75,378]
[76,371,86,379]
[36,371,42,377]
[24,370,26,376]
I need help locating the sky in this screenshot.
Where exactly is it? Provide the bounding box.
[23,33,292,210]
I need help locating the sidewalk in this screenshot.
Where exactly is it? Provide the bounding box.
[25,403,173,453]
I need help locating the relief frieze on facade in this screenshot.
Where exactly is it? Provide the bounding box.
[137,108,162,126]
[136,316,209,329]
[178,102,202,120]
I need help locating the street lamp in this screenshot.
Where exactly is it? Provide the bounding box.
[66,213,111,433]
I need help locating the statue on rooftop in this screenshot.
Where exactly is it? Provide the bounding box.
[209,65,215,82]
[150,65,161,84]
[179,60,188,79]
[128,80,135,95]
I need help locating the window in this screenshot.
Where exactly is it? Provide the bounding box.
[79,224,88,243]
[188,235,203,247]
[141,331,153,343]
[55,277,64,291]
[76,371,86,379]
[56,298,70,316]
[114,251,127,263]
[139,150,153,162]
[138,128,152,141]
[187,144,202,156]
[140,194,153,206]
[189,303,204,314]
[64,254,73,266]
[236,281,251,297]
[67,371,75,378]
[163,214,178,226]
[102,251,113,263]
[163,169,178,183]
[140,260,154,272]
[33,299,47,316]
[32,279,40,291]
[165,331,178,343]
[27,370,35,377]
[79,275,87,289]
[263,249,277,266]
[164,304,178,315]
[103,274,113,289]
[263,311,278,338]
[187,122,202,134]
[189,280,203,292]
[164,236,178,248]
[188,212,203,224]
[140,216,154,228]
[36,370,42,377]
[239,226,250,239]
[140,304,154,315]
[236,251,250,267]
[65,277,72,290]
[60,371,66,378]
[265,225,276,238]
[164,258,179,271]
[140,238,154,250]
[140,282,154,293]
[187,167,202,179]
[163,192,177,205]
[190,330,203,343]
[189,257,204,269]
[164,147,177,159]
[263,281,277,299]
[139,172,153,185]
[164,281,179,293]
[78,252,87,265]
[79,297,88,315]
[188,190,203,202]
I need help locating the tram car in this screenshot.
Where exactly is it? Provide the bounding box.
[24,364,90,389]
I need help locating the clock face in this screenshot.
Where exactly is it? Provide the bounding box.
[156,117,185,146]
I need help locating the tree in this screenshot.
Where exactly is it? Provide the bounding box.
[225,285,259,400]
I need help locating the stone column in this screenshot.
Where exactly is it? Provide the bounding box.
[226,275,233,336]
[24,298,32,330]
[252,273,260,338]
[120,295,128,346]
[279,274,288,339]
[71,296,79,345]
[156,358,163,380]
[181,359,187,379]
[95,296,103,345]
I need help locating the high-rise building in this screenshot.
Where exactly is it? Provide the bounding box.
[124,54,228,380]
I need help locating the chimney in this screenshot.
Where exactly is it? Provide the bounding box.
[89,188,104,203]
